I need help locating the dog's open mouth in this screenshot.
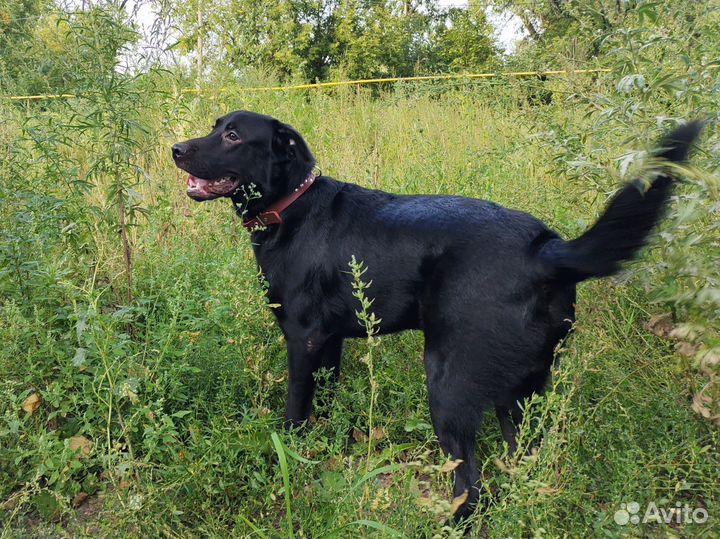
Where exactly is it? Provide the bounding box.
[185,175,242,200]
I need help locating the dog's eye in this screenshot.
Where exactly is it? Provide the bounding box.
[226,132,240,142]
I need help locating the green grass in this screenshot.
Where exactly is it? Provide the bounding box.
[1,86,718,539]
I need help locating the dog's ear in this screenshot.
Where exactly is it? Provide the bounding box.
[272,121,315,165]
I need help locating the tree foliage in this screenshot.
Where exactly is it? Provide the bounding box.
[0,2,136,94]
[175,0,499,82]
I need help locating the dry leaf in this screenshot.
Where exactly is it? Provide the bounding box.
[72,492,89,507]
[536,486,559,495]
[416,495,433,508]
[675,341,699,357]
[699,348,720,375]
[378,472,394,489]
[494,457,511,474]
[450,490,469,514]
[1,492,22,510]
[691,393,712,419]
[22,393,41,415]
[352,427,385,442]
[645,313,673,338]
[440,459,464,473]
[69,435,92,457]
[669,324,698,341]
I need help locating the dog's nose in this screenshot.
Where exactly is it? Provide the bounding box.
[172,142,190,159]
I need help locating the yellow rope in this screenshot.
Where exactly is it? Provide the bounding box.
[6,93,78,101]
[5,68,611,101]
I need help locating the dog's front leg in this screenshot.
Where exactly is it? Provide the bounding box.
[284,335,344,429]
[285,339,318,428]
[282,336,325,428]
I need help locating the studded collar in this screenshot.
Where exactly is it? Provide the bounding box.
[241,172,317,231]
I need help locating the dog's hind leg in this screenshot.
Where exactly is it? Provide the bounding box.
[495,404,522,456]
[495,285,574,454]
[495,368,550,456]
[423,344,483,523]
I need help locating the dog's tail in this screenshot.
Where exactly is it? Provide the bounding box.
[537,121,703,283]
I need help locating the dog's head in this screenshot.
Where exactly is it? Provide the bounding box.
[172,110,315,202]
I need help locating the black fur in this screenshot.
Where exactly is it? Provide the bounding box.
[538,121,703,281]
[173,113,701,521]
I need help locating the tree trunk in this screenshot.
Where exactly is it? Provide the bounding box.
[516,9,541,41]
[117,189,133,306]
[196,3,203,87]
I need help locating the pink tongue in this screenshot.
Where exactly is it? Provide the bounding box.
[186,175,210,189]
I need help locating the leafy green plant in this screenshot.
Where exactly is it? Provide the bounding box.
[349,255,382,471]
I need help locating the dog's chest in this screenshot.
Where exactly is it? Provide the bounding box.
[253,239,344,314]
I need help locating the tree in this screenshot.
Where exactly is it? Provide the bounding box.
[175,0,500,83]
[0,0,52,92]
[0,1,137,95]
[433,5,498,72]
[332,0,441,79]
[176,0,341,82]
[493,0,641,66]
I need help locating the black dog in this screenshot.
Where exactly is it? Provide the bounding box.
[172,112,700,521]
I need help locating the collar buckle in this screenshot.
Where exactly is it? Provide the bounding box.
[255,211,281,227]
[242,172,317,231]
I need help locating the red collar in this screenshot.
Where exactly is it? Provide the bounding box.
[242,172,317,231]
